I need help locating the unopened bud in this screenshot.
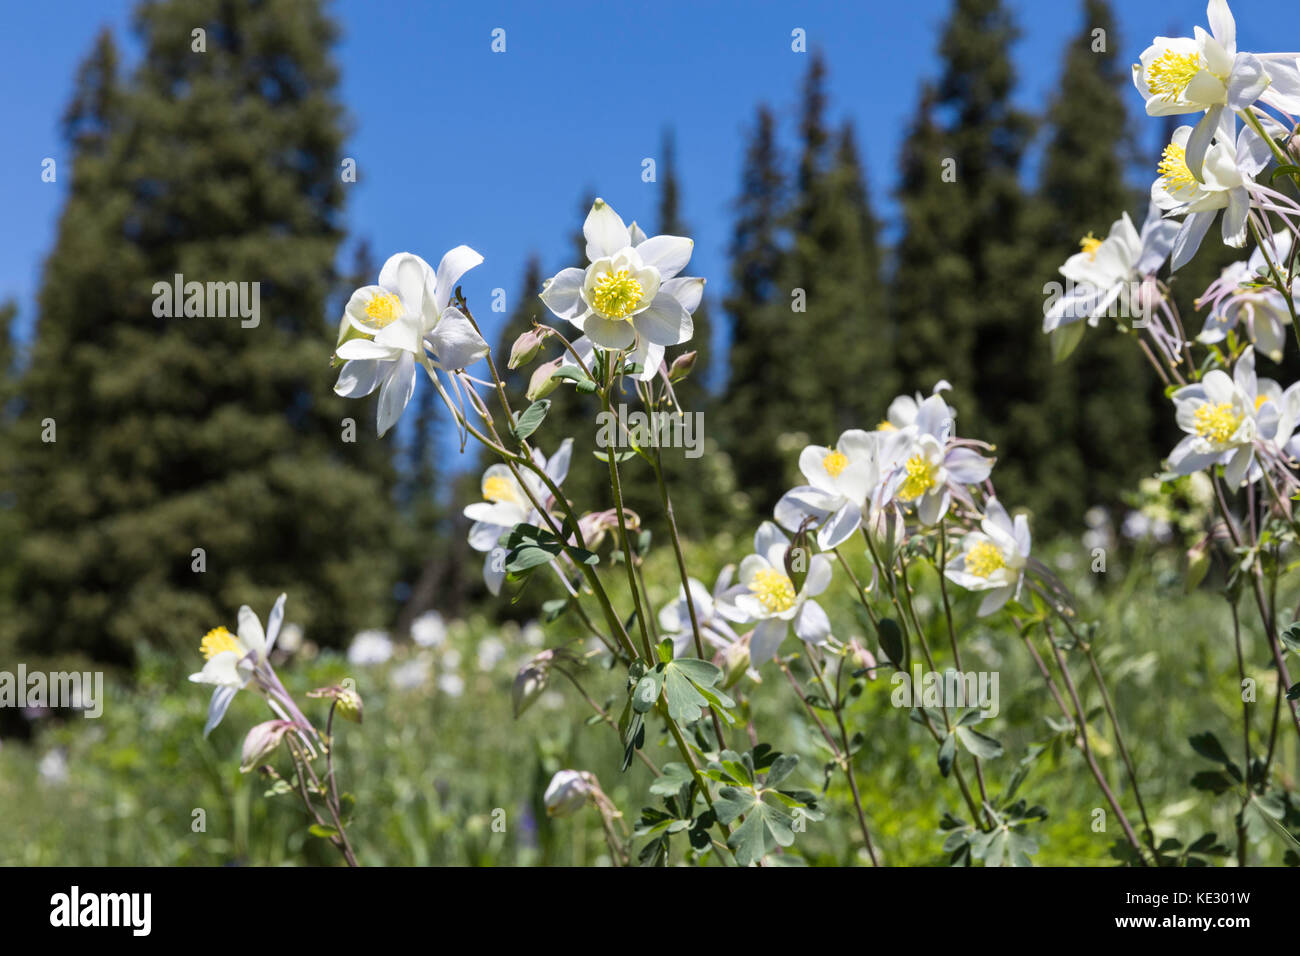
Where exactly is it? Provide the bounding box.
[721,640,751,689]
[336,687,363,724]
[240,719,294,773]
[512,650,553,718]
[668,350,697,383]
[527,359,562,401]
[543,769,595,817]
[847,639,878,680]
[508,326,551,369]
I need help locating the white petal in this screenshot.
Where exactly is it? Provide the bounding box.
[376,351,416,437]
[540,268,587,320]
[634,235,693,279]
[427,307,489,370]
[433,245,484,314]
[334,359,382,398]
[583,199,631,261]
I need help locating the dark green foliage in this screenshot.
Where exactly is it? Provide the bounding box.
[719,54,891,513]
[10,1,398,662]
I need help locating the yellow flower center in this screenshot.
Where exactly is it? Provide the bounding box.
[363,292,403,329]
[750,568,796,614]
[1157,142,1197,193]
[1193,401,1243,443]
[1146,50,1203,102]
[822,449,849,478]
[898,453,937,501]
[483,475,518,504]
[876,420,897,431]
[201,626,241,660]
[1255,394,1269,413]
[965,540,1006,579]
[1079,232,1103,261]
[591,269,644,319]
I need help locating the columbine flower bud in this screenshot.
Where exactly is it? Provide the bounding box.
[848,639,878,680]
[512,650,553,718]
[543,769,595,817]
[240,719,294,773]
[336,687,363,724]
[668,350,697,383]
[527,359,562,401]
[721,640,751,689]
[508,326,551,370]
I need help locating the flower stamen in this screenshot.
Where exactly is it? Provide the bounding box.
[591,269,644,319]
[750,568,796,613]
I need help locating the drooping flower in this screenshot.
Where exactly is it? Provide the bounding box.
[718,522,833,668]
[774,428,911,550]
[944,499,1031,617]
[334,249,488,436]
[1167,346,1279,486]
[884,395,994,525]
[1044,204,1178,332]
[1197,231,1297,361]
[1151,119,1273,270]
[463,440,573,595]
[539,199,702,381]
[189,594,286,736]
[544,769,595,817]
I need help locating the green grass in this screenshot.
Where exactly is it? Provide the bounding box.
[2,532,1297,866]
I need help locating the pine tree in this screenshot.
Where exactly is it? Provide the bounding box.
[1033,0,1153,519]
[717,106,788,514]
[895,0,1049,518]
[12,0,399,662]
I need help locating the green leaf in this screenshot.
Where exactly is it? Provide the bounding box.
[548,365,597,390]
[938,732,956,777]
[875,617,905,668]
[663,664,711,723]
[308,823,339,839]
[511,400,550,440]
[955,726,1004,760]
[713,786,756,825]
[765,753,799,788]
[648,762,695,796]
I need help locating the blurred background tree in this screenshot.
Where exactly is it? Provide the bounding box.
[9,0,399,664]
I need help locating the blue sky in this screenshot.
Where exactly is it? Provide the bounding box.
[0,0,1280,357]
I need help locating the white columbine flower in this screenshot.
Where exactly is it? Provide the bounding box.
[876,380,954,431]
[189,594,286,736]
[1167,346,1278,486]
[887,395,994,525]
[463,440,573,595]
[1152,119,1272,270]
[657,568,744,659]
[775,428,911,550]
[334,248,488,436]
[540,199,702,381]
[1044,204,1178,331]
[1198,232,1297,361]
[718,522,833,668]
[944,499,1031,617]
[1133,0,1300,173]
[347,629,393,666]
[410,610,447,648]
